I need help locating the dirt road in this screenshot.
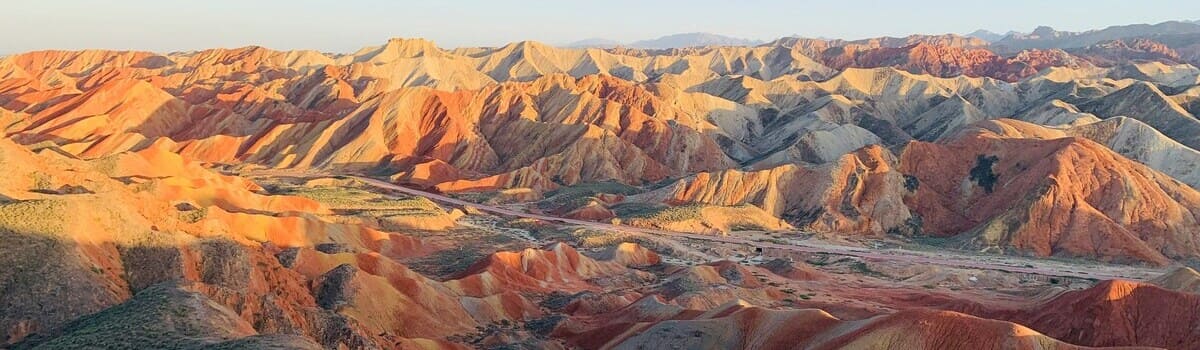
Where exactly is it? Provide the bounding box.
[351,176,1165,281]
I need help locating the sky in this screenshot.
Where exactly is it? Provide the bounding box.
[4,0,1199,54]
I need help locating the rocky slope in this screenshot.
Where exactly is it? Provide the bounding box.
[5,37,1200,266]
[1005,279,1200,349]
[4,25,1200,348]
[607,304,1111,350]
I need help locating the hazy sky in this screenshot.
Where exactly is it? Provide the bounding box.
[4,0,1199,54]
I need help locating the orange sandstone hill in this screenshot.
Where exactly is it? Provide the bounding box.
[6,42,1199,267]
[3,30,1200,349]
[634,119,1200,265]
[900,120,1200,265]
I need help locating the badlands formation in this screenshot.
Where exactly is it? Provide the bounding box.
[3,20,1200,349]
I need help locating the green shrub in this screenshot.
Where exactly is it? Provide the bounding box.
[178,206,208,223]
[29,172,52,191]
[623,204,703,222]
[969,154,1000,193]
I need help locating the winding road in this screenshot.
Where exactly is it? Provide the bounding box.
[349,176,1165,281]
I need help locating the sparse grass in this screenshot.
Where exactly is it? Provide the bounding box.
[621,203,703,223]
[848,261,887,278]
[609,202,662,217]
[538,181,639,210]
[92,155,120,177]
[729,223,767,232]
[274,184,443,217]
[543,181,639,199]
[0,199,69,237]
[409,246,484,278]
[29,171,52,191]
[178,206,208,223]
[450,191,498,204]
[13,284,245,350]
[571,229,633,248]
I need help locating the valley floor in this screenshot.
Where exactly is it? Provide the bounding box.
[342,174,1168,282]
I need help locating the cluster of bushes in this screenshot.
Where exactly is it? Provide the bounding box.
[282,185,441,214]
[621,203,703,223]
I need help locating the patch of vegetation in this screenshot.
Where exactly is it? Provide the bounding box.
[280,185,441,214]
[539,291,594,311]
[177,206,208,223]
[408,246,487,278]
[729,223,767,232]
[805,255,832,266]
[524,315,566,337]
[29,172,52,192]
[645,177,682,192]
[608,202,663,217]
[568,229,633,248]
[537,181,640,210]
[848,261,886,278]
[886,215,923,236]
[92,155,120,176]
[546,181,639,198]
[0,199,69,237]
[449,191,498,204]
[620,203,703,223]
[12,284,242,350]
[969,154,1000,193]
[903,174,920,192]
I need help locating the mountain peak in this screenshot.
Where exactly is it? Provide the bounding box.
[1031,26,1061,37]
[965,29,1008,42]
[350,37,443,63]
[383,37,439,52]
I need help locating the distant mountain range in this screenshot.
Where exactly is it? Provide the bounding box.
[965,29,1021,42]
[565,32,763,49]
[992,20,1200,52]
[562,37,622,48]
[562,20,1200,52]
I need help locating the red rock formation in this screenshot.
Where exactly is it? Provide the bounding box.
[900,121,1200,265]
[817,43,1085,81]
[569,299,1110,350]
[1007,280,1200,349]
